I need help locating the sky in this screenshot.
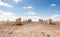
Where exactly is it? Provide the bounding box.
[0,0,60,21]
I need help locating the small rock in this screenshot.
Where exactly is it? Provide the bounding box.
[8,31,13,34]
[42,32,45,36]
[47,34,50,37]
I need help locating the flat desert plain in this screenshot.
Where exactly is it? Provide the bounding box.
[0,21,60,37]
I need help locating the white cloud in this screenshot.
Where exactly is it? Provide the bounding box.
[0,0,1,1]
[27,6,32,9]
[48,14,59,21]
[13,0,22,3]
[20,16,42,21]
[56,10,60,13]
[25,11,35,15]
[0,15,18,21]
[0,10,2,12]
[0,10,18,21]
[23,6,32,9]
[0,10,14,16]
[0,10,59,21]
[2,12,14,16]
[50,4,56,7]
[0,10,41,21]
[49,14,59,19]
[0,1,13,8]
[39,14,59,21]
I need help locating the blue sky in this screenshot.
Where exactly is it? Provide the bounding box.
[0,0,60,21]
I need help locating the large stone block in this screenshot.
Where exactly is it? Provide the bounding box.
[16,18,22,25]
[39,19,43,23]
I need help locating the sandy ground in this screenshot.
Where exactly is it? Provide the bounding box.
[0,21,60,37]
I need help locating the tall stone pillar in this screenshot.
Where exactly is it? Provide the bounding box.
[47,19,52,24]
[39,19,43,23]
[28,19,32,22]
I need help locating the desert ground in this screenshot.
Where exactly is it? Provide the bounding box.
[0,21,60,37]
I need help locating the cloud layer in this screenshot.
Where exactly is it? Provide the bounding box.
[50,3,56,7]
[23,6,32,9]
[25,11,35,15]
[13,0,22,3]
[0,10,17,21]
[0,0,13,8]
